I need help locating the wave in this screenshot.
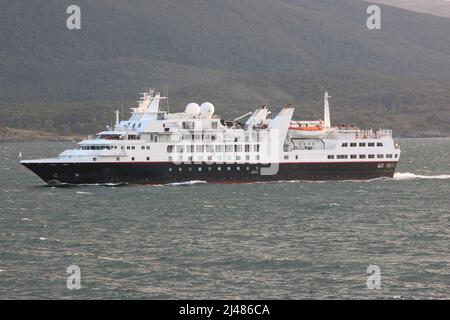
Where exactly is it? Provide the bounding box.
[166,180,207,186]
[393,172,450,180]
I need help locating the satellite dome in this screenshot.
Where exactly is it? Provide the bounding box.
[185,103,200,116]
[200,102,215,118]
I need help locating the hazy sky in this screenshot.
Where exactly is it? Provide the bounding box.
[366,0,450,18]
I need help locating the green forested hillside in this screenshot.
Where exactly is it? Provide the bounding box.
[1,0,449,138]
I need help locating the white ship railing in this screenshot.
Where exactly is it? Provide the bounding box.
[355,129,392,139]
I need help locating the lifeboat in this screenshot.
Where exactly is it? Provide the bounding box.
[288,124,326,137]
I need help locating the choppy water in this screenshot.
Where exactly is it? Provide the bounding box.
[0,139,449,299]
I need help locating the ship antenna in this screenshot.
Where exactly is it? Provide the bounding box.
[166,85,170,113]
[121,96,124,121]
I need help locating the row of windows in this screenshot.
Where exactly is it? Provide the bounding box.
[168,165,259,172]
[328,154,396,159]
[168,155,261,162]
[83,145,151,150]
[342,142,383,147]
[167,145,260,153]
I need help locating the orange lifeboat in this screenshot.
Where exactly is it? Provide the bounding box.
[289,125,324,131]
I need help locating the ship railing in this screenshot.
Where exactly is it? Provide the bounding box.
[355,129,392,139]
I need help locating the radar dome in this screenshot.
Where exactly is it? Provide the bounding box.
[200,102,215,118]
[185,103,200,116]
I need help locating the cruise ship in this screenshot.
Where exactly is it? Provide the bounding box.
[21,90,401,185]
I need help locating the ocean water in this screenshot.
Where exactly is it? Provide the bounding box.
[0,139,449,299]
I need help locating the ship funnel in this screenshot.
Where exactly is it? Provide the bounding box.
[324,91,331,128]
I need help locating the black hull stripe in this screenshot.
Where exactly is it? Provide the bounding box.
[22,162,397,185]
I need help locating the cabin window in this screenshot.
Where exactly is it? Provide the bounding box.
[237,166,240,171]
[179,167,182,172]
[395,154,398,158]
[196,145,204,153]
[212,122,218,129]
[215,145,224,152]
[127,146,130,150]
[225,145,233,152]
[93,157,97,161]
[131,157,135,161]
[217,167,221,171]
[246,155,250,161]
[368,154,375,159]
[177,146,184,153]
[350,143,357,147]
[337,155,348,159]
[359,143,366,147]
[168,156,173,162]
[167,145,174,153]
[234,145,242,152]
[207,156,213,161]
[169,167,172,172]
[255,155,260,160]
[328,155,334,159]
[377,154,384,159]
[284,155,289,160]
[359,155,366,159]
[198,167,202,172]
[141,146,145,150]
[236,156,241,161]
[116,157,120,161]
[146,157,150,161]
[146,146,150,150]
[245,145,250,152]
[368,143,375,147]
[377,142,383,147]
[131,146,135,150]
[206,145,214,152]
[350,155,357,159]
[254,145,260,152]
[227,167,231,171]
[386,154,393,158]
[342,143,348,147]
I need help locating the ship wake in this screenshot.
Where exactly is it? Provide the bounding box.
[393,172,450,180]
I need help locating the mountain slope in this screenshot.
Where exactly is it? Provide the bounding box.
[0,0,449,137]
